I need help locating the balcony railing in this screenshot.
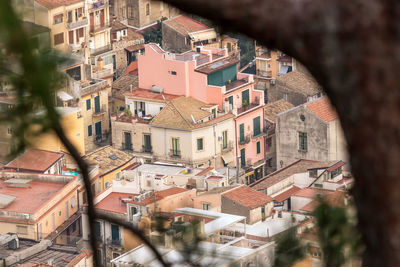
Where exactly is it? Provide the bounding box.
[221,140,234,152]
[256,49,271,58]
[80,79,107,96]
[88,0,109,10]
[252,129,266,139]
[142,145,152,153]
[107,237,121,246]
[94,132,109,143]
[225,77,249,92]
[237,102,260,115]
[122,142,133,152]
[256,70,272,78]
[93,104,107,116]
[169,149,181,158]
[90,44,112,56]
[239,134,251,145]
[67,17,88,29]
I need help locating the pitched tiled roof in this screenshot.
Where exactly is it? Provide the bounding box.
[293,187,333,198]
[4,149,63,172]
[150,96,234,130]
[83,146,133,176]
[250,159,335,191]
[95,192,137,214]
[273,186,301,202]
[123,88,180,103]
[163,15,209,36]
[300,190,346,212]
[137,187,189,206]
[264,99,294,122]
[306,97,339,122]
[223,185,273,209]
[35,0,83,9]
[276,71,322,96]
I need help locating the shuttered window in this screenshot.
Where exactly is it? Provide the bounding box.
[54,33,64,45]
[239,123,244,142]
[253,116,261,136]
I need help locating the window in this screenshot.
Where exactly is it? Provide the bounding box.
[86,99,91,110]
[309,169,318,178]
[299,132,307,151]
[267,158,273,168]
[239,123,244,142]
[222,130,228,149]
[172,138,179,156]
[202,203,211,210]
[146,3,150,15]
[111,224,120,243]
[197,138,204,151]
[283,92,289,101]
[211,108,216,119]
[16,225,28,235]
[131,206,137,215]
[171,71,177,75]
[256,141,261,154]
[95,221,101,239]
[240,148,245,168]
[53,14,63,24]
[54,33,64,45]
[253,116,261,136]
[7,125,12,135]
[88,125,92,137]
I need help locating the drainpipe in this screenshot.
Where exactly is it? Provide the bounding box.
[234,119,239,184]
[213,124,217,167]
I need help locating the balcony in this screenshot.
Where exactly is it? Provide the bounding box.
[239,134,251,145]
[237,102,260,115]
[80,79,108,96]
[256,48,271,59]
[221,140,234,152]
[67,17,88,30]
[256,70,272,78]
[252,129,266,139]
[68,43,83,52]
[90,44,112,56]
[121,142,133,151]
[93,104,107,116]
[94,131,110,144]
[225,77,249,92]
[107,237,121,246]
[92,67,113,79]
[169,149,181,158]
[142,145,152,153]
[88,0,109,11]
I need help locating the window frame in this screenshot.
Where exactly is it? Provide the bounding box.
[53,32,64,45]
[299,132,308,151]
[197,137,204,151]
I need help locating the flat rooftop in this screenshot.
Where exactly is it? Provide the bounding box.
[0,179,65,214]
[95,192,136,214]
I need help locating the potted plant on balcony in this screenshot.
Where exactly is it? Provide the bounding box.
[242,99,249,111]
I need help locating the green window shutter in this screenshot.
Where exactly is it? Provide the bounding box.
[86,99,91,110]
[242,89,249,106]
[240,148,246,168]
[299,132,307,151]
[197,138,203,151]
[256,141,261,154]
[239,123,244,142]
[88,125,92,137]
[94,95,100,113]
[253,116,261,136]
[222,130,227,149]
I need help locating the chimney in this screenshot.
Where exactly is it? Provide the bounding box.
[130,84,133,93]
[97,57,104,70]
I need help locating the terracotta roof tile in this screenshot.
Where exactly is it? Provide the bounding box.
[276,71,322,96]
[5,149,63,173]
[264,99,294,122]
[293,187,333,198]
[35,0,83,9]
[300,190,346,212]
[137,187,189,206]
[150,96,234,130]
[273,186,301,202]
[250,159,335,192]
[306,97,338,122]
[123,88,180,103]
[95,192,137,214]
[83,146,133,176]
[223,185,273,209]
[163,15,209,36]
[0,179,65,214]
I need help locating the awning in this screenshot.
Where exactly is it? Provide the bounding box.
[278,65,290,76]
[57,91,73,101]
[221,152,234,165]
[125,44,144,52]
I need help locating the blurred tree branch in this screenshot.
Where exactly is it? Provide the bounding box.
[162,0,400,266]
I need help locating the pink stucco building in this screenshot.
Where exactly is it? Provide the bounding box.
[137,44,266,182]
